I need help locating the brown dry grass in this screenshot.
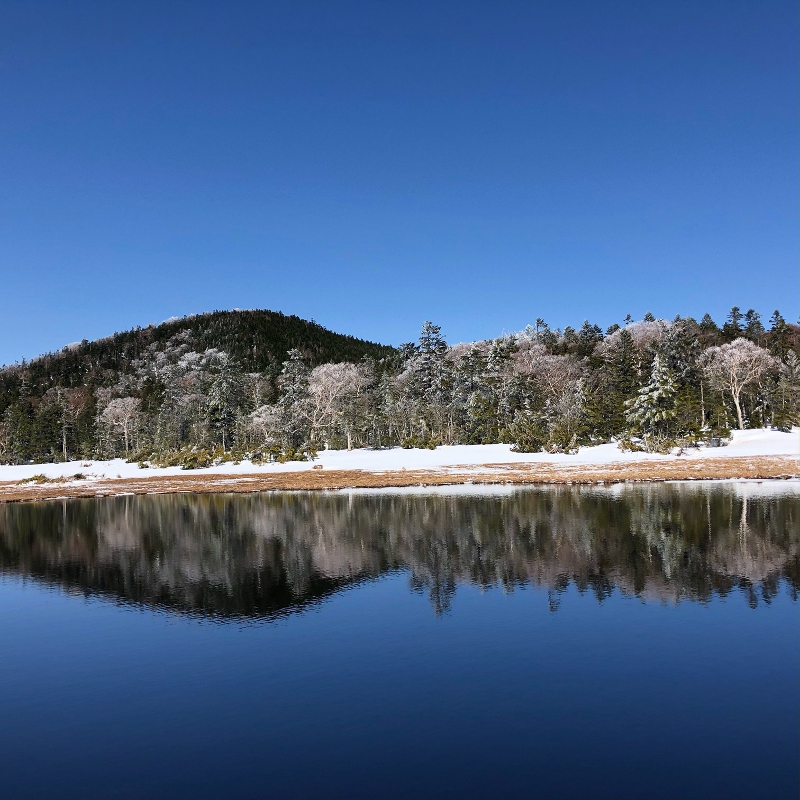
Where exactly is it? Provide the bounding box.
[0,455,797,503]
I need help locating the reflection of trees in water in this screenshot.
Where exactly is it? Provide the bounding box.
[0,485,796,619]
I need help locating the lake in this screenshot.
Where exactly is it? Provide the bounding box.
[0,482,797,799]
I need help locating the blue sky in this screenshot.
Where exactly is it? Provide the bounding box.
[1,0,797,364]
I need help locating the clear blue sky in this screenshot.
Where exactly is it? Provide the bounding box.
[1,0,797,365]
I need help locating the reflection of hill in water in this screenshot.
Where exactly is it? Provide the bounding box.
[0,485,797,619]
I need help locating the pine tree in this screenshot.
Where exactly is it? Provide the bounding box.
[743,309,765,344]
[659,320,700,383]
[409,322,452,442]
[507,409,546,452]
[767,310,793,358]
[576,321,603,357]
[722,306,743,339]
[413,322,449,401]
[207,358,244,449]
[277,349,311,448]
[624,354,678,449]
[771,351,799,430]
[417,321,447,359]
[592,328,639,436]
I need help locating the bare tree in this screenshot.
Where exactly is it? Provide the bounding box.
[246,404,283,451]
[0,419,10,463]
[512,342,581,401]
[98,397,140,453]
[701,339,776,429]
[308,362,367,449]
[596,319,668,355]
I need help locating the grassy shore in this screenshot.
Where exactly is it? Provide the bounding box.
[1,454,797,503]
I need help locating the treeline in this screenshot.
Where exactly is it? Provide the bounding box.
[0,306,797,465]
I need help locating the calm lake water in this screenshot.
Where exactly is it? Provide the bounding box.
[0,482,797,799]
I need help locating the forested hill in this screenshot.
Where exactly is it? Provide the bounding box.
[3,309,395,389]
[0,306,797,465]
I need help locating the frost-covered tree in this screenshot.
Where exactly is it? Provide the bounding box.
[98,397,140,454]
[277,349,311,448]
[406,322,453,442]
[206,357,244,449]
[624,354,677,448]
[412,322,449,402]
[770,351,800,430]
[513,342,580,401]
[308,362,367,449]
[544,379,586,452]
[659,320,700,383]
[246,404,283,452]
[700,339,776,430]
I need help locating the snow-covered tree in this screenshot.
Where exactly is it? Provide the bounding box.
[624,353,678,448]
[405,322,453,443]
[513,342,580,401]
[544,378,586,452]
[659,320,700,382]
[98,397,140,453]
[308,362,367,449]
[206,357,244,449]
[700,339,776,430]
[246,404,283,452]
[770,351,800,430]
[277,349,311,447]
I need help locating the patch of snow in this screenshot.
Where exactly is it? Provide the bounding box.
[0,429,796,485]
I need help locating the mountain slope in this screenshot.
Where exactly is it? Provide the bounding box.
[1,309,395,394]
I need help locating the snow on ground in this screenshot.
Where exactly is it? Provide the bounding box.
[0,428,797,485]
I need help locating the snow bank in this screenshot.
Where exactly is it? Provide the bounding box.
[0,428,797,485]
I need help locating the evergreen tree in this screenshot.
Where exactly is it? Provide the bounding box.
[659,320,700,383]
[771,351,799,430]
[417,321,447,359]
[410,322,452,441]
[559,326,579,354]
[722,306,743,339]
[538,325,559,351]
[743,309,765,344]
[576,321,603,357]
[277,349,311,448]
[207,358,244,449]
[507,409,546,452]
[585,328,639,438]
[698,313,720,346]
[766,310,794,358]
[624,354,678,449]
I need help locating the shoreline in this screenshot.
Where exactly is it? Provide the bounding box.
[1,454,797,503]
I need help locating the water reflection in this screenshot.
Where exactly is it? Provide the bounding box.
[0,483,796,619]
